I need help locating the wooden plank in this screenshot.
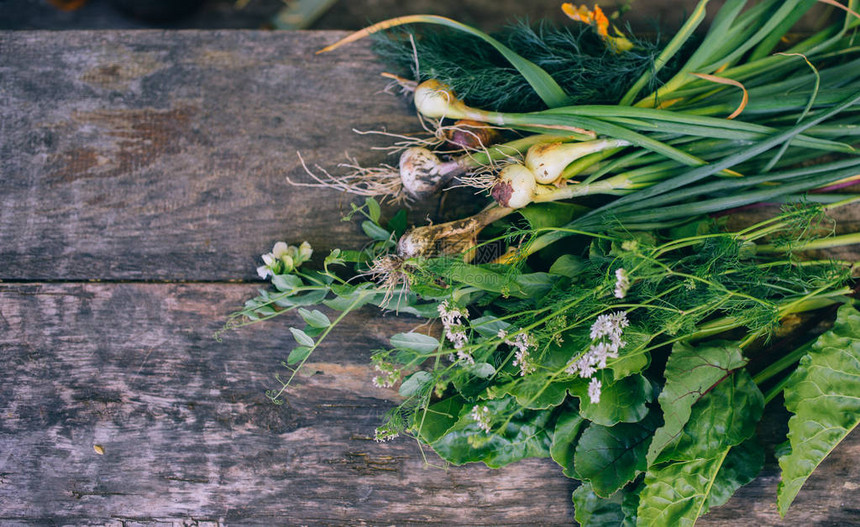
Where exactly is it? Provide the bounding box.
[0,282,573,524]
[0,282,858,525]
[0,30,466,282]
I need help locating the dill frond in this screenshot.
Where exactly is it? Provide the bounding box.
[372,20,692,112]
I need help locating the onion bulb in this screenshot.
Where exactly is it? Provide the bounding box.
[413,80,468,120]
[491,164,537,209]
[525,138,630,184]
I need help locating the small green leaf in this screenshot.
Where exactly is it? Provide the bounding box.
[324,284,375,311]
[430,397,554,468]
[289,327,315,348]
[520,202,588,230]
[574,411,659,497]
[288,289,328,307]
[577,374,654,426]
[572,482,626,527]
[416,396,465,443]
[272,274,302,292]
[399,371,433,397]
[777,303,860,517]
[394,303,443,319]
[514,272,557,298]
[489,375,577,410]
[390,332,440,354]
[303,325,325,338]
[549,254,586,278]
[388,208,408,236]
[550,408,586,479]
[469,362,496,379]
[362,220,391,241]
[366,197,381,223]
[647,340,748,465]
[297,308,331,328]
[470,316,511,338]
[287,346,312,365]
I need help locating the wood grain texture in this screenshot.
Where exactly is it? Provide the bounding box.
[0,282,858,525]
[0,282,576,525]
[0,30,466,281]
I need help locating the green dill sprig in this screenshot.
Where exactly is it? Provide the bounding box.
[372,21,683,112]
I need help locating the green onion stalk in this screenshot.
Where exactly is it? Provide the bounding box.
[308,0,860,256]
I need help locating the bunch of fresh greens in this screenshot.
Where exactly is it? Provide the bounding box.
[226,196,860,525]
[228,1,860,525]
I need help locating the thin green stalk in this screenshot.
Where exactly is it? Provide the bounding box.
[762,372,794,405]
[619,0,711,105]
[756,232,860,254]
[753,337,817,385]
[578,89,860,222]
[269,290,370,402]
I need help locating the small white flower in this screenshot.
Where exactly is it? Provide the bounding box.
[577,355,597,378]
[590,311,629,340]
[371,361,401,389]
[298,241,313,262]
[374,426,399,443]
[262,253,276,266]
[470,405,492,433]
[509,332,537,376]
[456,349,475,365]
[257,265,272,279]
[588,378,602,404]
[568,311,629,380]
[614,268,631,299]
[590,341,610,369]
[439,300,471,354]
[272,242,290,259]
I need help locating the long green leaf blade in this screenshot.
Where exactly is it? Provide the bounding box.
[582,89,860,221]
[777,303,860,517]
[319,15,569,108]
[637,371,764,525]
[648,341,748,465]
[620,0,711,105]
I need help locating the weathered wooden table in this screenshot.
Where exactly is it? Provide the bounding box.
[1,30,858,525]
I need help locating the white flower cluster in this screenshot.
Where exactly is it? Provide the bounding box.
[374,425,399,443]
[506,332,537,376]
[438,300,473,364]
[371,360,401,389]
[470,405,492,433]
[614,268,631,299]
[257,241,313,279]
[565,311,630,403]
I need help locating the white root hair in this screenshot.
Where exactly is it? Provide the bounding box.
[290,152,409,205]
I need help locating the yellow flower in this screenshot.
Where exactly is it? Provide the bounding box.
[561,3,634,53]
